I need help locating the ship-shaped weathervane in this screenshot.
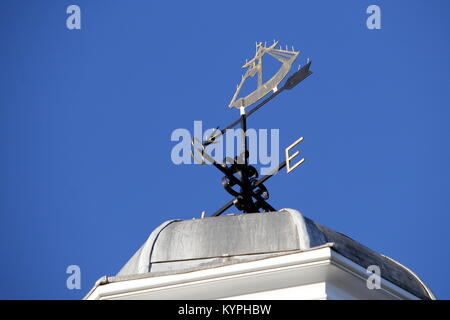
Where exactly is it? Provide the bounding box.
[191,41,313,216]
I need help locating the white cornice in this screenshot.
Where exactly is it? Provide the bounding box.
[85,245,422,300]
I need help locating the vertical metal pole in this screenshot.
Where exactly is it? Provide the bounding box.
[239,107,255,213]
[240,107,248,166]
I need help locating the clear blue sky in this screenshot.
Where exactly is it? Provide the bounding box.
[1,0,449,299]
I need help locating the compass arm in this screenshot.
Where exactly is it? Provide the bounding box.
[210,198,236,217]
[254,160,287,187]
[211,195,275,217]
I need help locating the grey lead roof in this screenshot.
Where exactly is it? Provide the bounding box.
[112,208,433,300]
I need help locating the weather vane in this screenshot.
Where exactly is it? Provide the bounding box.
[191,41,313,216]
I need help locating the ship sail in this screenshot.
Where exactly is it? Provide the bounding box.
[229,41,299,109]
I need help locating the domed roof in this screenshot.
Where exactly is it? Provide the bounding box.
[115,209,434,300]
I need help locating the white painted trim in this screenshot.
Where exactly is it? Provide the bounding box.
[85,247,422,300]
[328,250,420,300]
